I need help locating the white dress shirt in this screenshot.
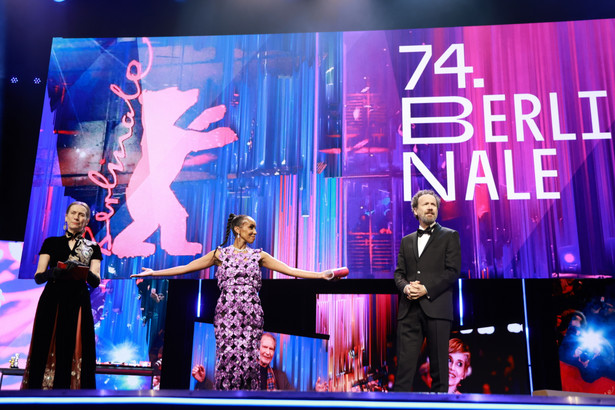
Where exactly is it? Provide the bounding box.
[417,223,436,257]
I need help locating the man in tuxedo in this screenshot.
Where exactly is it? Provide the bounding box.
[394,189,461,392]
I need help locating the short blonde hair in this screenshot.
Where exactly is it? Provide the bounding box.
[66,201,91,221]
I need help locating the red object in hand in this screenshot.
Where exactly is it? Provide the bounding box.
[57,262,89,281]
[331,267,349,278]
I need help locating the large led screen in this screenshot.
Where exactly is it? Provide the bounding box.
[555,279,615,395]
[190,322,328,391]
[20,19,615,279]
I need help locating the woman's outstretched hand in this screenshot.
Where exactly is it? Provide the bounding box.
[130,267,154,278]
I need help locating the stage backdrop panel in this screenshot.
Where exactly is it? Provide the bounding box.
[0,242,168,390]
[0,241,40,390]
[20,19,615,279]
[316,293,397,392]
[553,279,615,395]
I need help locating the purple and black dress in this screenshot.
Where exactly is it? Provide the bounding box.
[213,246,264,390]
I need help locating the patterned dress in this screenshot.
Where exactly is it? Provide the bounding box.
[213,246,264,390]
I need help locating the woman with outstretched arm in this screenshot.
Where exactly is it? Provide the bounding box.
[132,213,347,390]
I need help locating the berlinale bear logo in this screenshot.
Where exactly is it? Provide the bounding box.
[112,87,237,258]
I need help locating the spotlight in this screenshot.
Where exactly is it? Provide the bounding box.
[507,323,524,333]
[477,326,495,335]
[108,342,138,363]
[34,77,42,84]
[578,329,604,352]
[10,77,18,84]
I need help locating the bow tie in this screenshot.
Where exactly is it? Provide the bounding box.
[65,231,83,241]
[417,226,434,237]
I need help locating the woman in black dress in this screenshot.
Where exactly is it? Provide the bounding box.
[22,201,102,389]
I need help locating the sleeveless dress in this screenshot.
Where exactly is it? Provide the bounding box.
[213,246,264,390]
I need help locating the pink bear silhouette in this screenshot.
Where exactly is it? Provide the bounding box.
[112,87,237,258]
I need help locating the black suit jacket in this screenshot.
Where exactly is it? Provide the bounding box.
[394,223,461,321]
[273,368,294,391]
[194,377,215,390]
[260,365,295,391]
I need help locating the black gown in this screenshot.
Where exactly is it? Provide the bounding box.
[21,235,102,389]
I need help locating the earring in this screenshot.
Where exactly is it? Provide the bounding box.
[63,222,67,231]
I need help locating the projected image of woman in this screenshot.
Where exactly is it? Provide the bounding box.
[417,337,472,394]
[132,213,346,390]
[22,201,102,389]
[448,338,471,394]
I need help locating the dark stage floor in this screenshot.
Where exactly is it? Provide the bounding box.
[1,390,615,410]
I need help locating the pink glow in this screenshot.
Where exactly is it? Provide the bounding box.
[88,38,154,256]
[0,241,43,390]
[183,153,218,167]
[0,287,43,350]
[112,87,237,258]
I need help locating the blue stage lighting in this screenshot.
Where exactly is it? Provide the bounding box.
[578,329,606,354]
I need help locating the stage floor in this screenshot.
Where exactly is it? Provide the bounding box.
[1,390,615,410]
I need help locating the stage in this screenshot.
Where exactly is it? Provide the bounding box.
[3,5,615,410]
[1,390,615,410]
